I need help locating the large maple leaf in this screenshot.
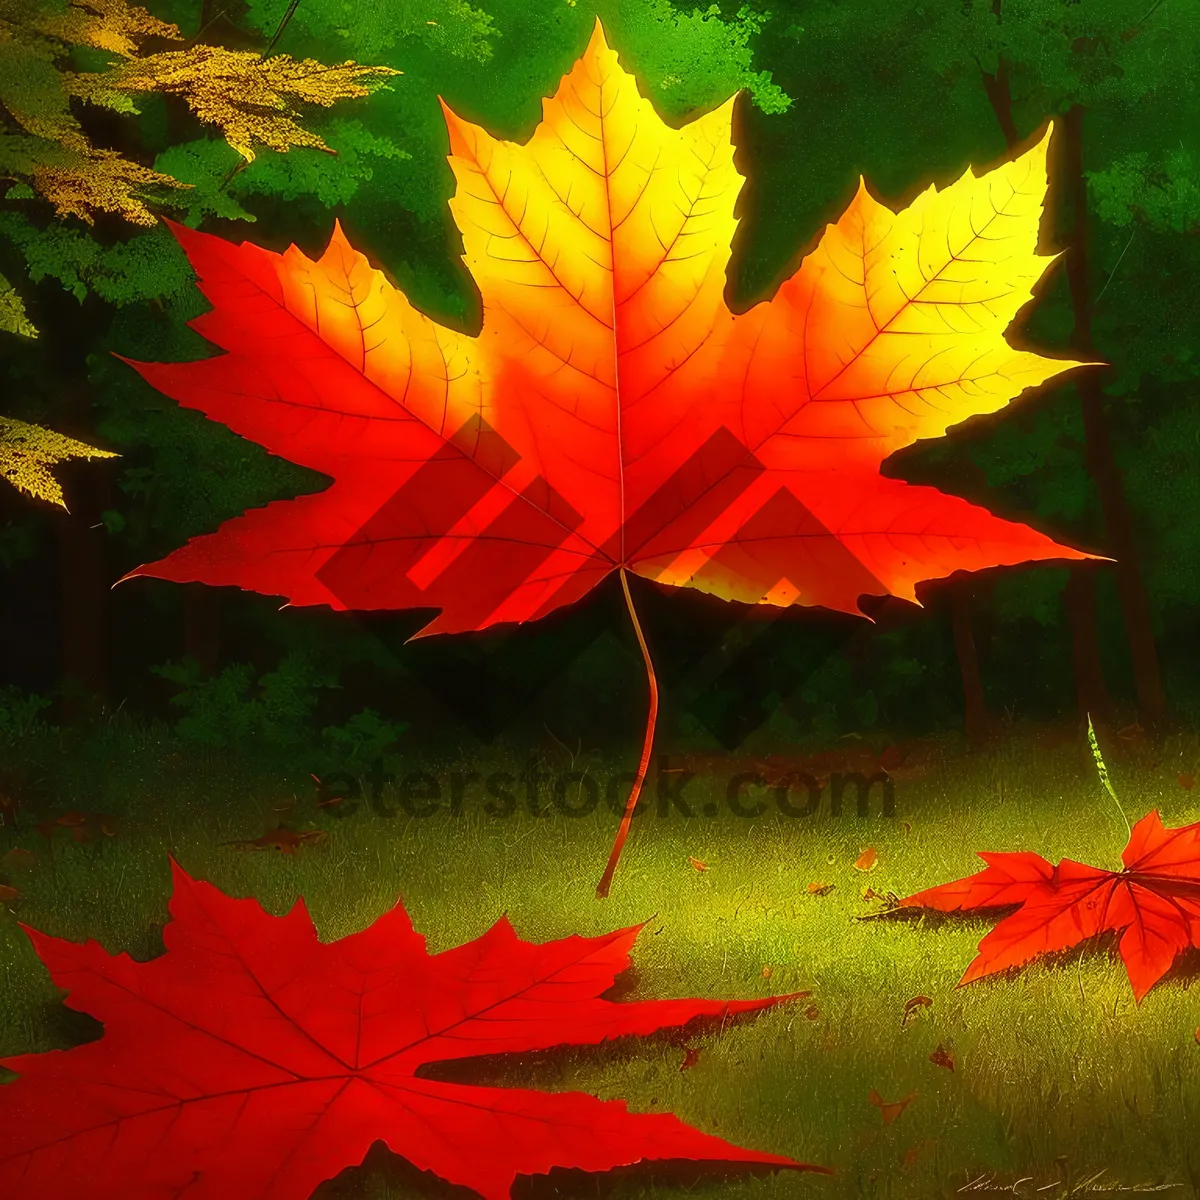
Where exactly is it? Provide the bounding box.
[120,22,1094,892]
[0,861,822,1197]
[899,811,1200,1002]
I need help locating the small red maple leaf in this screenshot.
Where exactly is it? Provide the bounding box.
[900,810,1200,1002]
[0,862,824,1198]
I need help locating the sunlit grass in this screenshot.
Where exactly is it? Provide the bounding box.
[2,720,1200,1196]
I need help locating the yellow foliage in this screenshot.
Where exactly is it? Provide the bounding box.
[20,0,178,59]
[0,416,117,507]
[1,0,397,224]
[71,46,400,162]
[32,146,184,224]
[0,271,37,337]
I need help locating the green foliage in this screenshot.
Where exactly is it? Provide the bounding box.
[235,119,411,208]
[320,708,410,770]
[1089,149,1200,234]
[0,685,53,740]
[152,652,336,748]
[152,139,255,224]
[245,0,497,63]
[0,214,193,304]
[968,403,1094,526]
[991,568,1069,628]
[612,1,790,115]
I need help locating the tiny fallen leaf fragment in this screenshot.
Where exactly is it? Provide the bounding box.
[804,1005,820,1020]
[868,1087,916,1125]
[902,1138,937,1167]
[688,856,708,873]
[223,824,328,854]
[807,882,834,896]
[929,1044,955,1071]
[1,848,37,871]
[36,812,118,843]
[761,965,772,980]
[854,848,879,872]
[902,995,933,1027]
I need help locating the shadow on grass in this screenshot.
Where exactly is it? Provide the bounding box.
[315,1140,822,1200]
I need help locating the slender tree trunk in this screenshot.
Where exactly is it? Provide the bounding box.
[978,37,1118,729]
[1062,567,1114,724]
[183,585,221,676]
[951,584,989,745]
[980,57,1019,148]
[55,384,110,722]
[1061,105,1166,727]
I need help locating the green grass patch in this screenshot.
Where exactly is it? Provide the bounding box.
[2,721,1200,1197]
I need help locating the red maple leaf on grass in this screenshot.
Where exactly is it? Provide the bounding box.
[0,862,824,1198]
[899,811,1200,1002]
[120,22,1096,894]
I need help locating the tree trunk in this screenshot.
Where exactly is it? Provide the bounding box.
[951,584,989,745]
[980,57,1019,149]
[1062,567,1114,724]
[55,450,110,723]
[1061,105,1167,727]
[978,38,1120,729]
[183,585,221,676]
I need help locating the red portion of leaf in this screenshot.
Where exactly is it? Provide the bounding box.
[0,862,821,1198]
[900,811,1200,1002]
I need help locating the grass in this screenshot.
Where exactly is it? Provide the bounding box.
[3,719,1200,1198]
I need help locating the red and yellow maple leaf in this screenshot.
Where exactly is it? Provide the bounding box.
[120,22,1094,893]
[899,811,1200,1002]
[0,861,822,1198]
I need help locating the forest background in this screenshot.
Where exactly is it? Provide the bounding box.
[1,0,1197,766]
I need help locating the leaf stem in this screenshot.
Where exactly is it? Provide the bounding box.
[596,569,659,899]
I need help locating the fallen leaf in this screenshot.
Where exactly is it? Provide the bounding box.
[929,1044,955,1072]
[222,825,328,854]
[761,965,772,980]
[36,812,118,844]
[804,1005,820,1020]
[868,1088,916,1125]
[680,1047,701,1071]
[0,848,37,871]
[0,861,826,1195]
[688,856,708,873]
[902,1138,937,1167]
[807,882,834,896]
[854,848,878,872]
[900,810,1200,1002]
[901,995,932,1027]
